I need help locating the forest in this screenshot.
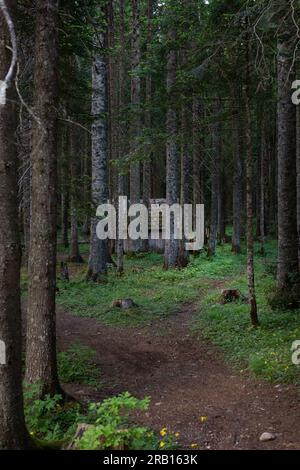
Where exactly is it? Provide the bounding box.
[0,0,300,456]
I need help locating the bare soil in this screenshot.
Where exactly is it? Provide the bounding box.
[57,302,300,450]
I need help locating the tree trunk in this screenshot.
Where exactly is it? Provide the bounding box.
[296,101,300,271]
[192,96,204,208]
[207,99,221,257]
[25,0,61,397]
[277,40,298,289]
[87,28,109,282]
[142,0,153,252]
[231,89,242,253]
[0,0,28,448]
[130,0,141,252]
[245,45,259,327]
[259,113,267,255]
[116,0,126,275]
[60,124,69,248]
[69,125,83,263]
[164,30,180,269]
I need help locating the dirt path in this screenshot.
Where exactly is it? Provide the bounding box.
[57,303,300,450]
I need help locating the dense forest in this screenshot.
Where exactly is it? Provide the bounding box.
[0,0,300,455]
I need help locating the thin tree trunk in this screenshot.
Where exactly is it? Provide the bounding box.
[25,0,62,397]
[296,101,300,271]
[192,96,204,208]
[245,42,259,327]
[130,0,141,252]
[142,0,153,252]
[116,0,126,275]
[232,87,242,253]
[0,0,28,448]
[87,28,109,282]
[207,98,221,257]
[61,124,69,248]
[164,30,180,269]
[69,125,83,263]
[277,40,298,289]
[259,114,267,255]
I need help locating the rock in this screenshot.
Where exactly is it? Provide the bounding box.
[112,299,138,309]
[220,289,248,304]
[259,432,276,442]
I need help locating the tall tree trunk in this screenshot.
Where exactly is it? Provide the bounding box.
[277,40,298,289]
[116,0,126,275]
[164,30,180,269]
[25,0,61,397]
[231,88,242,253]
[69,125,83,263]
[192,96,204,208]
[245,41,259,327]
[0,0,28,448]
[207,98,221,257]
[296,102,300,271]
[143,0,153,209]
[87,27,109,282]
[130,0,141,252]
[60,124,69,248]
[259,113,267,255]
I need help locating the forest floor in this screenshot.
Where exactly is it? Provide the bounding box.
[53,242,300,450]
[21,241,300,449]
[57,299,300,450]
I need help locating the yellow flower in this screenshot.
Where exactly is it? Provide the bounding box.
[191,443,198,448]
[200,415,207,423]
[160,427,168,437]
[159,441,165,448]
[175,432,180,437]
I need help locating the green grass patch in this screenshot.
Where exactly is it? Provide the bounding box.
[58,343,101,388]
[57,253,210,326]
[193,240,300,385]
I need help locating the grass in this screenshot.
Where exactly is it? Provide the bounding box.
[58,342,101,388]
[27,236,300,386]
[56,252,211,326]
[193,240,300,386]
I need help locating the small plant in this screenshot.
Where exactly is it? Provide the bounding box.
[75,392,177,450]
[24,383,81,442]
[58,343,101,388]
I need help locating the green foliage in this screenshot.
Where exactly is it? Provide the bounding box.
[193,241,300,385]
[24,383,81,442]
[75,392,176,450]
[57,253,210,326]
[58,343,101,388]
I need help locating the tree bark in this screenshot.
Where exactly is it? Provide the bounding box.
[244,43,259,326]
[207,98,221,257]
[0,0,28,448]
[164,30,180,269]
[231,88,242,253]
[192,96,204,208]
[116,0,126,275]
[25,0,61,397]
[296,101,300,271]
[130,0,141,252]
[69,125,83,263]
[87,28,109,282]
[277,40,298,289]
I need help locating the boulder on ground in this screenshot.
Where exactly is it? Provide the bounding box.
[220,289,248,304]
[112,299,138,309]
[259,432,276,442]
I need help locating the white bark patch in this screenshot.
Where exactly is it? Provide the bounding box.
[0,80,7,105]
[0,340,6,365]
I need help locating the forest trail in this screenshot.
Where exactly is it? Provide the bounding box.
[57,302,300,450]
